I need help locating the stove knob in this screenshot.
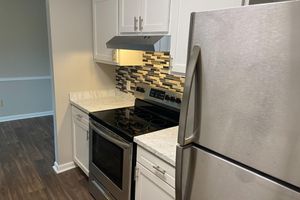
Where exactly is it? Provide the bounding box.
[176,98,182,104]
[170,97,176,102]
[165,95,170,101]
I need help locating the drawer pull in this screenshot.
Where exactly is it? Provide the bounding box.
[153,165,166,175]
[86,130,89,141]
[76,114,83,120]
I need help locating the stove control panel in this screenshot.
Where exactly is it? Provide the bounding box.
[149,88,166,100]
[135,83,183,110]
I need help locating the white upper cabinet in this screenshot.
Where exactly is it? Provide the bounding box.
[119,0,140,33]
[170,0,244,74]
[93,0,118,65]
[119,0,171,34]
[140,0,171,33]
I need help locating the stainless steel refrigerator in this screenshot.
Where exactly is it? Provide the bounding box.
[176,1,300,199]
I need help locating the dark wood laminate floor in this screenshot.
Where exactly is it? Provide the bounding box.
[0,116,94,200]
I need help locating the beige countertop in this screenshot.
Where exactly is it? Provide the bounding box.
[134,126,179,167]
[69,89,135,113]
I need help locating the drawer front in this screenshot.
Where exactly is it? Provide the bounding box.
[137,146,175,188]
[71,106,89,126]
[135,163,175,200]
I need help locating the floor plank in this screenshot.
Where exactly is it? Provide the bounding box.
[0,116,94,200]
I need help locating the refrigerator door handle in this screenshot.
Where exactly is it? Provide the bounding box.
[176,145,184,200]
[176,145,195,200]
[178,45,201,145]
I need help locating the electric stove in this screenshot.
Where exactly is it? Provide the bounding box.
[89,83,182,200]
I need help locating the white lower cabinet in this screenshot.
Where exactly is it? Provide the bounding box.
[135,146,175,200]
[72,106,89,176]
[135,163,175,200]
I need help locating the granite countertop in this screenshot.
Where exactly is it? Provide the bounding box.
[134,126,179,167]
[70,89,135,113]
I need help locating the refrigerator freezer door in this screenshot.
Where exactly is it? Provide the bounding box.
[183,1,300,188]
[176,145,300,200]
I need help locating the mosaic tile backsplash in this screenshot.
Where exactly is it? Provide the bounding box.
[116,52,185,94]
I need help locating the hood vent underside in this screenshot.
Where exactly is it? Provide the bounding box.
[106,35,171,52]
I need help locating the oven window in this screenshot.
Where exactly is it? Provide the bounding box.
[92,130,123,189]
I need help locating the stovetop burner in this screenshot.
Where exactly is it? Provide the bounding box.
[117,120,149,133]
[89,99,180,141]
[150,119,167,127]
[135,111,153,121]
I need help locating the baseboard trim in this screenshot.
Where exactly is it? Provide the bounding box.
[52,161,77,174]
[0,111,54,123]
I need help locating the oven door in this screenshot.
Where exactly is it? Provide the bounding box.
[89,120,133,200]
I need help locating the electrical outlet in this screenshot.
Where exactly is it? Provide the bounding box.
[0,99,3,108]
[126,81,131,91]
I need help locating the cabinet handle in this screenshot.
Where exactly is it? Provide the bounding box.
[139,16,143,31]
[76,114,83,121]
[135,167,139,181]
[170,57,174,66]
[153,165,166,175]
[86,130,89,140]
[112,49,118,63]
[134,16,138,31]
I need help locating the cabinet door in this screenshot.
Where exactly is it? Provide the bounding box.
[140,0,171,33]
[119,0,140,33]
[170,0,243,74]
[93,0,118,64]
[135,163,175,200]
[73,118,89,176]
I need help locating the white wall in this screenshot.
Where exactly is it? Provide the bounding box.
[0,0,53,119]
[47,0,115,166]
[0,0,50,77]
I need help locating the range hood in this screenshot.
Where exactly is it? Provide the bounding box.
[106,35,171,52]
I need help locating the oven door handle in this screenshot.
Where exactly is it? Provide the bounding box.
[90,122,131,149]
